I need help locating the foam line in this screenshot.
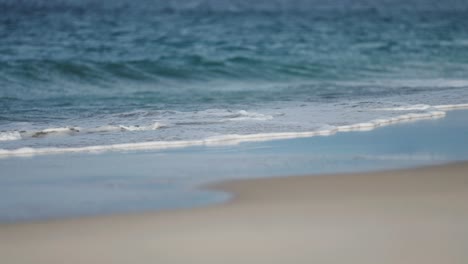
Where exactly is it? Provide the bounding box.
[377,104,432,111]
[0,109,452,158]
[434,104,468,111]
[377,103,468,112]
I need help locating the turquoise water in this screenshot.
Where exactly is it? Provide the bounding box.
[1,1,468,153]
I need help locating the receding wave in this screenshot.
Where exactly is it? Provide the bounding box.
[2,104,467,158]
[0,109,273,142]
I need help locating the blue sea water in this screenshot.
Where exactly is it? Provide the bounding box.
[1,0,468,155]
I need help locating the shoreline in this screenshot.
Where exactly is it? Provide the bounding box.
[1,109,468,223]
[2,104,468,158]
[1,161,467,263]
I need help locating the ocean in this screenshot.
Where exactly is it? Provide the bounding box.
[1,0,468,156]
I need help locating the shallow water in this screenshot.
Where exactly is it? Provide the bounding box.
[1,110,468,222]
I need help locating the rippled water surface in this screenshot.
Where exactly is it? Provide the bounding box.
[1,0,468,154]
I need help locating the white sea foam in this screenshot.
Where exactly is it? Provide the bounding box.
[12,127,83,139]
[78,122,165,133]
[379,103,468,112]
[41,127,77,133]
[223,110,273,121]
[378,104,433,111]
[116,122,165,132]
[87,125,123,133]
[0,106,459,158]
[0,131,22,141]
[434,103,468,111]
[1,122,166,141]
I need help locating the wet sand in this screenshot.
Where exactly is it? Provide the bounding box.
[1,162,467,264]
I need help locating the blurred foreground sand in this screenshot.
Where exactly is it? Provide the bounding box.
[1,162,467,264]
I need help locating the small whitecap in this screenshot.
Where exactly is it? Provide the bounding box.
[0,131,22,141]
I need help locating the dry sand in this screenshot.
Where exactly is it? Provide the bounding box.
[1,162,467,264]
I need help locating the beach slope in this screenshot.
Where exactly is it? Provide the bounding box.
[1,162,467,264]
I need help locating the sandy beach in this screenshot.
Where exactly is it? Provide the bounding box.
[1,161,467,264]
